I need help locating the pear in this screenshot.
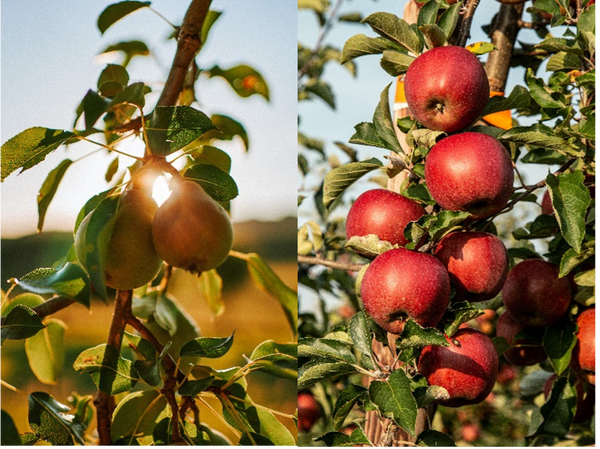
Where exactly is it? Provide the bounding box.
[152,180,233,274]
[75,189,163,290]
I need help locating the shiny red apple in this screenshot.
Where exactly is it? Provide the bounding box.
[418,328,499,407]
[425,132,514,220]
[571,308,595,385]
[435,231,508,302]
[360,248,450,334]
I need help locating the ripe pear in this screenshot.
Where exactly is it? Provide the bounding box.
[75,189,163,290]
[152,180,233,274]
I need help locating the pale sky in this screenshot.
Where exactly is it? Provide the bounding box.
[1,0,297,238]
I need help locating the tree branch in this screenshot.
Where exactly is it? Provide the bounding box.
[485,3,524,92]
[456,0,481,48]
[95,289,133,445]
[0,295,75,326]
[298,255,365,272]
[157,0,212,107]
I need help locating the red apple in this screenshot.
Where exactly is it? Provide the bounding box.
[502,259,571,328]
[461,422,481,443]
[475,309,497,335]
[298,391,320,432]
[424,133,514,220]
[435,231,509,302]
[360,248,450,334]
[418,328,499,407]
[496,362,517,385]
[496,312,547,366]
[404,46,490,133]
[544,375,595,422]
[571,308,595,385]
[346,189,425,254]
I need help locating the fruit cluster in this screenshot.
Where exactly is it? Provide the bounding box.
[344,46,595,408]
[75,173,234,291]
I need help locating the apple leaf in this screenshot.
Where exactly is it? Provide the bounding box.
[437,2,461,38]
[298,338,357,364]
[362,12,422,55]
[97,1,150,34]
[535,37,582,54]
[108,82,147,109]
[416,429,457,447]
[206,64,269,100]
[527,376,576,438]
[417,0,440,27]
[512,214,558,240]
[442,302,484,337]
[413,385,450,409]
[316,429,371,447]
[323,158,383,209]
[369,369,418,436]
[179,377,215,396]
[546,52,582,72]
[482,85,532,116]
[98,64,129,97]
[207,115,249,153]
[380,50,415,76]
[28,392,86,446]
[349,311,377,370]
[558,243,594,278]
[345,234,397,259]
[546,172,591,253]
[499,126,584,157]
[36,159,73,233]
[526,69,567,109]
[397,319,449,349]
[196,269,224,318]
[16,263,90,308]
[332,384,368,430]
[180,332,235,358]
[418,25,447,49]
[298,358,357,390]
[543,321,578,376]
[1,127,76,181]
[341,34,404,64]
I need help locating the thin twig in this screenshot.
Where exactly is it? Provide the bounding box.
[456,0,481,48]
[298,254,365,272]
[0,295,75,326]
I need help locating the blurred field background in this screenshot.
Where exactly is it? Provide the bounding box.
[1,217,297,442]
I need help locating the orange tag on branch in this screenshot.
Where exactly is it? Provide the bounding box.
[483,91,512,130]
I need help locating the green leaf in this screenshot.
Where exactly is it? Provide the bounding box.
[192,145,232,173]
[183,164,238,202]
[323,158,383,209]
[17,263,90,308]
[147,106,216,157]
[304,80,336,109]
[535,37,582,54]
[577,3,595,32]
[397,319,449,349]
[97,1,151,34]
[1,293,45,317]
[443,302,484,337]
[1,410,21,445]
[413,384,451,408]
[200,11,222,50]
[180,332,235,358]
[73,344,138,395]
[25,319,66,385]
[206,64,269,100]
[546,52,582,72]
[416,429,457,447]
[314,432,354,447]
[362,12,422,55]
[437,2,461,38]
[380,50,416,76]
[179,376,215,396]
[341,34,402,64]
[543,321,578,375]
[75,90,109,131]
[512,214,558,240]
[527,376,575,438]
[418,25,447,49]
[345,235,398,259]
[332,384,368,430]
[28,392,86,445]
[482,85,532,116]
[108,82,147,109]
[245,253,298,338]
[526,69,566,109]
[298,338,357,364]
[209,115,249,152]
[196,269,224,318]
[77,195,119,302]
[1,127,75,181]
[110,390,169,442]
[499,127,582,157]
[98,64,129,97]
[298,358,357,390]
[559,245,595,277]
[36,159,73,232]
[1,305,45,341]
[247,340,297,380]
[349,311,377,370]
[99,40,150,66]
[369,369,418,435]
[417,0,441,27]
[546,172,591,253]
